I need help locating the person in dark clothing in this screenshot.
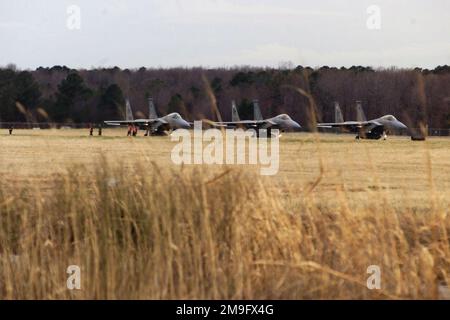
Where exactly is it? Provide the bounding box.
[9,126,13,135]
[98,124,102,136]
[132,125,138,136]
[144,125,151,136]
[127,124,132,136]
[89,124,94,136]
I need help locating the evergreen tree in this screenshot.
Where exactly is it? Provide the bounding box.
[167,94,183,114]
[52,73,92,122]
[14,71,41,110]
[0,68,18,121]
[97,84,125,121]
[237,98,253,120]
[0,69,41,122]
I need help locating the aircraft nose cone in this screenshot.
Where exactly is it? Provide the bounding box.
[181,120,191,129]
[397,121,408,129]
[290,120,302,130]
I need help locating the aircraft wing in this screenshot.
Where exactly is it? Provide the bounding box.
[210,120,258,128]
[317,120,382,131]
[104,118,167,126]
[210,119,276,129]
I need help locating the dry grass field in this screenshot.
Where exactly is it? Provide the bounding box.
[0,128,449,299]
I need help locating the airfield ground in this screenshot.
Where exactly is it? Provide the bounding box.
[1,128,449,210]
[0,128,449,299]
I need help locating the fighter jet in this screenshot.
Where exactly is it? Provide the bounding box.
[104,98,190,135]
[211,99,301,136]
[317,101,407,139]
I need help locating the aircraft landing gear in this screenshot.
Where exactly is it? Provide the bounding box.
[254,128,277,138]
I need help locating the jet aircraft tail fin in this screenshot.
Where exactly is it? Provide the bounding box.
[231,100,240,122]
[334,101,344,123]
[356,100,367,122]
[125,99,134,121]
[253,99,263,121]
[148,98,158,120]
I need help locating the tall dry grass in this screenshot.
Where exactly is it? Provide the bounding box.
[0,156,448,299]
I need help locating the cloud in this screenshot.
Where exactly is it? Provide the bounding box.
[157,0,348,23]
[296,42,450,68]
[233,43,302,66]
[185,43,303,67]
[0,0,448,69]
[188,41,450,68]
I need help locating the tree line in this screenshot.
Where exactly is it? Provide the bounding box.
[0,64,449,129]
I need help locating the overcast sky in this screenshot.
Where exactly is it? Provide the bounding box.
[0,0,449,69]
